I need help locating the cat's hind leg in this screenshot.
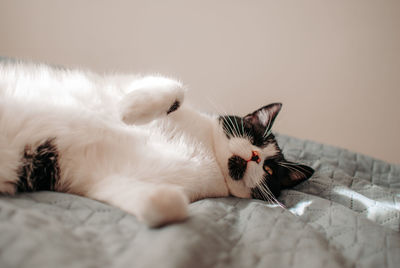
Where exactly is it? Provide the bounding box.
[119,76,185,125]
[134,184,189,227]
[86,178,189,227]
[0,136,22,195]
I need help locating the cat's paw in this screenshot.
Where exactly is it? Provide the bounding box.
[136,186,189,227]
[120,76,185,125]
[0,180,17,195]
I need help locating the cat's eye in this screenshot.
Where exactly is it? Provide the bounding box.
[264,166,273,175]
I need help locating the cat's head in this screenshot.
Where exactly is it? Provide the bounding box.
[214,103,314,203]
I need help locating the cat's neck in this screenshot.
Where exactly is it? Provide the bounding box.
[160,105,230,200]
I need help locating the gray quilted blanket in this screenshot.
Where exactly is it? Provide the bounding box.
[0,136,399,267]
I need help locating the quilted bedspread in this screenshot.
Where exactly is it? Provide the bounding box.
[0,135,400,268]
[0,134,399,268]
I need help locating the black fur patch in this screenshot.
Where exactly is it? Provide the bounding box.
[17,138,60,192]
[167,100,180,114]
[219,115,272,147]
[228,156,247,180]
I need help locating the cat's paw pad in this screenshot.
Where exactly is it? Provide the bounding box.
[138,186,189,227]
[166,100,181,115]
[120,77,185,125]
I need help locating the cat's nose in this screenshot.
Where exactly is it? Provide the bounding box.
[248,150,261,164]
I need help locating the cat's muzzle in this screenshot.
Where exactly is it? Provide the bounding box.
[228,151,261,180]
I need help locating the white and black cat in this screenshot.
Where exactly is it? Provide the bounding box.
[0,61,313,227]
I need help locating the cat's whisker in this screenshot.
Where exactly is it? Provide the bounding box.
[222,122,236,138]
[263,129,272,139]
[257,181,280,207]
[241,118,244,137]
[278,163,307,178]
[256,182,273,204]
[226,116,239,138]
[206,97,225,114]
[278,162,309,173]
[260,191,273,204]
[222,126,232,137]
[261,187,275,204]
[278,161,311,173]
[207,98,247,140]
[278,161,300,165]
[240,121,253,145]
[262,110,272,138]
[223,116,239,138]
[255,179,272,200]
[233,117,241,137]
[206,98,231,120]
[260,181,285,208]
[226,103,240,138]
[278,163,301,172]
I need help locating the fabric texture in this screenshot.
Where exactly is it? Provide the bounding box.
[0,134,399,268]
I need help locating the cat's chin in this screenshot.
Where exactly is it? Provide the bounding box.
[224,179,252,199]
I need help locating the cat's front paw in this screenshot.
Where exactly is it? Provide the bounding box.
[120,76,185,125]
[137,186,189,227]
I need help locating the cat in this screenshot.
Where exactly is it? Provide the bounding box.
[0,61,314,227]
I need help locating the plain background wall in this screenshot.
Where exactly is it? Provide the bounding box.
[1,0,399,164]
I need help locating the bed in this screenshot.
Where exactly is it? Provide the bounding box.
[0,133,399,268]
[0,57,399,268]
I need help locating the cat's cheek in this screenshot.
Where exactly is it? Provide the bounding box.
[243,163,265,188]
[135,186,189,228]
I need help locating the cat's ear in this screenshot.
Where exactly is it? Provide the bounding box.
[244,103,282,130]
[278,161,314,189]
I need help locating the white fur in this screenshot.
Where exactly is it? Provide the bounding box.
[0,61,274,227]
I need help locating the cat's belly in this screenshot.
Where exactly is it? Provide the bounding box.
[58,126,228,201]
[141,133,229,201]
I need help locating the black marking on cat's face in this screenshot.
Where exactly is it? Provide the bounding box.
[219,103,282,147]
[228,156,247,180]
[219,115,272,148]
[17,138,60,192]
[251,159,314,200]
[219,115,256,143]
[219,103,314,201]
[167,100,181,114]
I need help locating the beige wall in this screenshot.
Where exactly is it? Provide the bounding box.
[1,0,399,164]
